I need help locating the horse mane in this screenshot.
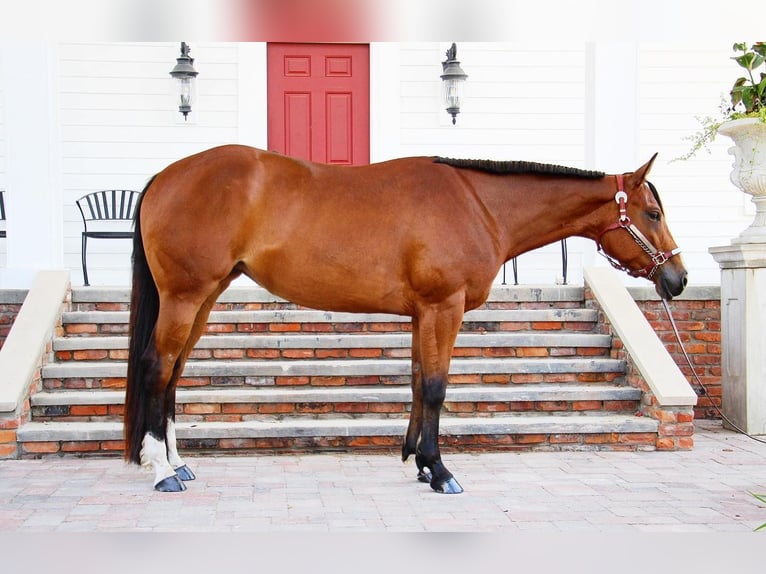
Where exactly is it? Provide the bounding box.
[433,157,605,180]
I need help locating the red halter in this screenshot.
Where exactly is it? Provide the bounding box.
[596,174,681,279]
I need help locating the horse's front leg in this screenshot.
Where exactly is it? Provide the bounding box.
[137,305,206,492]
[411,295,465,494]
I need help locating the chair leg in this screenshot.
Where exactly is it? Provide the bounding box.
[560,238,568,285]
[512,257,519,285]
[81,234,89,286]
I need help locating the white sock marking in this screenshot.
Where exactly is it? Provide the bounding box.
[165,419,185,469]
[140,433,177,486]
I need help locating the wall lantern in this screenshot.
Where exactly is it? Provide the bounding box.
[440,43,468,125]
[169,42,198,120]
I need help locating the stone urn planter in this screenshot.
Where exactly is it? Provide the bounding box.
[710,115,766,436]
[718,117,766,244]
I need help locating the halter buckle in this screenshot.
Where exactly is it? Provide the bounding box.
[652,251,669,266]
[650,247,682,269]
[614,191,628,222]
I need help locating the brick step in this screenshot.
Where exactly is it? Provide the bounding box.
[53,332,613,361]
[41,357,626,390]
[30,383,643,422]
[16,413,660,457]
[69,285,587,312]
[60,307,600,337]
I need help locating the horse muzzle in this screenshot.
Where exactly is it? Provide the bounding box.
[654,259,688,301]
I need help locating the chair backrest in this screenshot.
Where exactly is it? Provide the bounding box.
[76,189,140,228]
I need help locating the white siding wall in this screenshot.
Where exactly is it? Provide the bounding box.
[399,43,587,162]
[59,42,240,285]
[0,49,5,267]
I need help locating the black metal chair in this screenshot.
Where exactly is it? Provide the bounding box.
[76,189,140,286]
[0,190,6,238]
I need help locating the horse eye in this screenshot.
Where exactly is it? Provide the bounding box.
[647,211,661,222]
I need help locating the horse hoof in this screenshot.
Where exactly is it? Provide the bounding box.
[174,465,196,481]
[154,474,187,492]
[417,469,433,483]
[431,477,464,494]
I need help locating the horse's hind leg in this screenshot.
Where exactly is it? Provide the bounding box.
[161,286,230,483]
[139,295,212,492]
[164,418,194,481]
[411,293,465,494]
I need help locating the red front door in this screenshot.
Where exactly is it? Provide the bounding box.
[267,43,370,165]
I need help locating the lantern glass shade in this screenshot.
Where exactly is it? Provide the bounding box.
[440,43,468,125]
[442,76,465,115]
[169,42,198,120]
[175,76,195,116]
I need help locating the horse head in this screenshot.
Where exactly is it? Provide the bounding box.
[596,154,688,300]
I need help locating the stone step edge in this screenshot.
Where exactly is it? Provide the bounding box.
[42,357,626,379]
[53,332,613,352]
[31,383,642,407]
[61,308,599,325]
[71,285,586,305]
[17,413,658,442]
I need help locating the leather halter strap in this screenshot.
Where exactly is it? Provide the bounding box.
[596,174,681,279]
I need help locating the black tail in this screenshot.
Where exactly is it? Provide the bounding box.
[124,176,160,465]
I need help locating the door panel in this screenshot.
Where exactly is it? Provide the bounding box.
[284,92,311,159]
[326,92,352,163]
[268,43,370,165]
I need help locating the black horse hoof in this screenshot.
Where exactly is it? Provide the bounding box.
[416,469,433,483]
[431,477,464,494]
[174,465,196,481]
[154,474,187,492]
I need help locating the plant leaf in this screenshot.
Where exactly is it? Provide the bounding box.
[742,89,756,111]
[757,77,766,99]
[752,43,766,58]
[733,77,748,87]
[731,84,745,107]
[731,77,747,107]
[733,53,759,70]
[750,492,766,531]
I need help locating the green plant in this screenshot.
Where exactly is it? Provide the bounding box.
[676,42,766,161]
[753,492,766,532]
[730,42,766,114]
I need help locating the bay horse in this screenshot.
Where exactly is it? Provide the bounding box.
[124,145,687,493]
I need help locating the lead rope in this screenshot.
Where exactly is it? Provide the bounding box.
[661,298,766,445]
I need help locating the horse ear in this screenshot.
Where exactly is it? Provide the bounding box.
[628,153,658,186]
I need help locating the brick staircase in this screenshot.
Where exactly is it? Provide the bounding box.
[17,285,660,456]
